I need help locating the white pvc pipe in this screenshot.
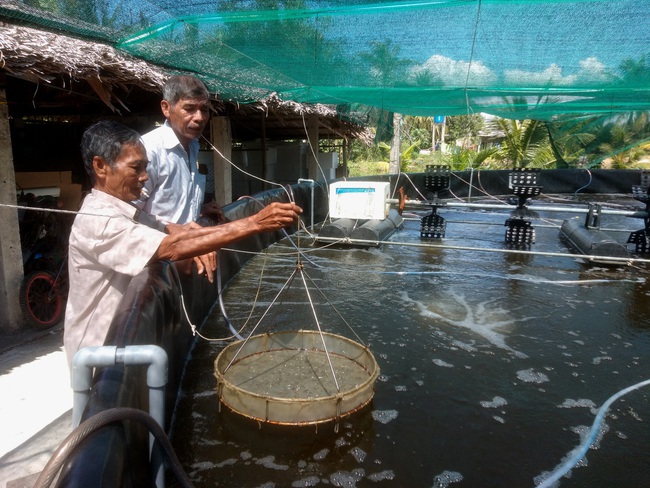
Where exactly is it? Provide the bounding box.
[71,345,169,488]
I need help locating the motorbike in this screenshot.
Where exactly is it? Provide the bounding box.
[17,191,70,329]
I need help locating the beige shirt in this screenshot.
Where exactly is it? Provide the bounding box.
[63,189,166,367]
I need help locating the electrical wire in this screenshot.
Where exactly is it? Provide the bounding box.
[200,135,295,203]
[536,378,650,488]
[574,169,593,196]
[179,250,270,342]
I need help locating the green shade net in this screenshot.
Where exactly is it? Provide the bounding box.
[3,0,650,164]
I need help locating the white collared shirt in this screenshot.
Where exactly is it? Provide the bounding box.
[63,189,166,367]
[136,121,205,224]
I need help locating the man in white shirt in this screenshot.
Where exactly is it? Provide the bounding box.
[64,120,301,366]
[136,75,223,225]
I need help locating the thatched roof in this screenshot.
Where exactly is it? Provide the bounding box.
[0,21,167,113]
[224,93,374,143]
[0,20,372,142]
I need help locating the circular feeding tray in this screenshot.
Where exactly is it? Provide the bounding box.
[214,330,379,426]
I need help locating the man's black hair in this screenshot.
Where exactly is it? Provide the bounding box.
[80,120,142,184]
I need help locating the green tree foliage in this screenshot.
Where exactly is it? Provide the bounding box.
[214,0,354,87]
[447,146,500,170]
[619,52,650,86]
[597,112,650,168]
[546,117,597,168]
[23,0,98,23]
[486,117,555,169]
[446,114,484,146]
[547,110,650,168]
[359,40,414,87]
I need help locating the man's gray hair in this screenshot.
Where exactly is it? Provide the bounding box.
[162,75,210,106]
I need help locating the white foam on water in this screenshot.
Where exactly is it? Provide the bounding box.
[534,417,611,486]
[628,408,643,421]
[350,447,367,463]
[592,355,612,364]
[400,289,530,358]
[516,368,550,384]
[572,419,610,450]
[449,339,478,353]
[367,470,395,481]
[193,389,216,398]
[198,438,221,447]
[313,448,329,460]
[372,409,399,424]
[432,470,464,487]
[395,385,407,391]
[330,468,365,487]
[432,358,454,368]
[558,399,597,409]
[215,458,237,468]
[190,460,217,471]
[256,455,289,470]
[335,437,349,448]
[291,476,321,487]
[480,396,508,408]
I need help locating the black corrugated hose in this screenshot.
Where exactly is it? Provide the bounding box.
[34,407,194,488]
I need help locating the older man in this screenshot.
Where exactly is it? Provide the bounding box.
[136,75,222,225]
[64,120,301,366]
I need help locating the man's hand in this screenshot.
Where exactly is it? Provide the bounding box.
[193,252,217,283]
[166,221,217,281]
[252,202,303,232]
[201,201,226,224]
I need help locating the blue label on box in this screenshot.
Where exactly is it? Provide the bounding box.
[336,188,376,194]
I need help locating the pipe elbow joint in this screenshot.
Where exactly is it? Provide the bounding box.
[119,345,169,389]
[71,346,118,391]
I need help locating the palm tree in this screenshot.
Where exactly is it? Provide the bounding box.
[448,146,500,170]
[359,40,413,87]
[486,117,555,169]
[359,40,414,173]
[598,118,650,169]
[546,116,599,168]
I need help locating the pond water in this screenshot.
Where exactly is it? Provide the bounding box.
[170,197,650,488]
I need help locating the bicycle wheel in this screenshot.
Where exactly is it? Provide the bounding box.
[19,270,64,329]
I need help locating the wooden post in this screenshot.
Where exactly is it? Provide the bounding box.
[341,139,348,178]
[389,113,401,174]
[211,116,232,207]
[260,113,268,190]
[0,74,24,331]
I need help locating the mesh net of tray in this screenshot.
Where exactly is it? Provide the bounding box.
[214,330,379,426]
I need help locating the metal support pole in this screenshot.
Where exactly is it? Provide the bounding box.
[298,178,315,230]
[387,199,648,219]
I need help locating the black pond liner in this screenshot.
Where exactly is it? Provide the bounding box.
[57,169,644,486]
